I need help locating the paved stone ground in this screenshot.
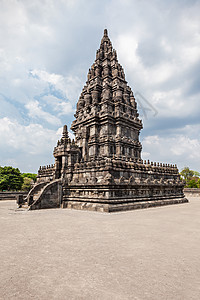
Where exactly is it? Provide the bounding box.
[0,198,200,300]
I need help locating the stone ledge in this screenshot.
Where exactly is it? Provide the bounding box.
[0,192,27,201]
[184,188,200,197]
[63,197,188,213]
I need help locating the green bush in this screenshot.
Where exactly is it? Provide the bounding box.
[180,167,200,188]
[187,179,198,188]
[0,166,23,191]
[22,173,37,182]
[21,177,33,191]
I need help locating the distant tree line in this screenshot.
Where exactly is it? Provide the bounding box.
[180,167,200,188]
[0,166,37,191]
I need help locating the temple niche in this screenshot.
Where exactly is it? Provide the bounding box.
[26,29,188,212]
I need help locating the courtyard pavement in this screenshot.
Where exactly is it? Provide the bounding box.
[0,197,200,300]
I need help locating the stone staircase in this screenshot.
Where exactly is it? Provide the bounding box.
[16,182,47,210]
[28,179,62,210]
[33,187,44,202]
[26,182,47,203]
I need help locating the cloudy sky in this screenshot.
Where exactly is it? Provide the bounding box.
[0,0,200,173]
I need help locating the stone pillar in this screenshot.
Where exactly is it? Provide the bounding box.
[55,158,59,170]
[95,66,101,76]
[16,194,24,208]
[91,90,99,104]
[62,156,67,167]
[116,88,123,101]
[82,138,87,159]
[54,157,60,179]
[116,125,121,136]
[104,143,109,156]
[82,127,89,160]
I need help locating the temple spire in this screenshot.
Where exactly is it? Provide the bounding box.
[100,28,112,50]
[104,28,108,37]
[62,125,69,140]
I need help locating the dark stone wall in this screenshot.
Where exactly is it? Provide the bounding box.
[0,192,27,201]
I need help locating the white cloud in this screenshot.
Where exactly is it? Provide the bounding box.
[42,95,74,115]
[30,69,81,103]
[0,117,59,153]
[0,117,63,172]
[143,135,160,146]
[141,152,150,159]
[170,136,200,160]
[112,0,200,125]
[0,0,200,172]
[25,100,61,125]
[142,133,200,171]
[0,117,76,172]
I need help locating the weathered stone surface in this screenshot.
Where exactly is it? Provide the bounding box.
[16,194,24,208]
[184,188,200,197]
[29,180,62,210]
[0,192,27,201]
[1,197,200,299]
[27,29,188,211]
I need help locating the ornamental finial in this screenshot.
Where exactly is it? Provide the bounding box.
[62,125,69,139]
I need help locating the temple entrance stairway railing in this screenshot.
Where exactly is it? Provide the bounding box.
[28,179,62,210]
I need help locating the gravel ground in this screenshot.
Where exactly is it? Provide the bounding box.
[0,197,200,300]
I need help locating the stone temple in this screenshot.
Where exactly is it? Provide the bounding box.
[27,29,188,212]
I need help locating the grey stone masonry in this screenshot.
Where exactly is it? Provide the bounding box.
[71,29,142,162]
[27,29,188,212]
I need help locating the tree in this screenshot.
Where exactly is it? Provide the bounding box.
[0,166,23,191]
[180,167,200,188]
[193,171,200,177]
[187,179,198,188]
[197,179,200,188]
[180,167,194,183]
[21,177,33,191]
[22,173,37,182]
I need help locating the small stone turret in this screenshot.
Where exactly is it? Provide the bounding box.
[53,125,80,180]
[62,125,69,140]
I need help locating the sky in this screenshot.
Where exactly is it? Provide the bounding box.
[0,0,200,173]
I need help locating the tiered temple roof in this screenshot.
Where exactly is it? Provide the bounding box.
[71,29,143,161]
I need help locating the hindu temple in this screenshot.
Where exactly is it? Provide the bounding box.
[26,29,188,212]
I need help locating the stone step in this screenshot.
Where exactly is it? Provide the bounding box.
[17,203,29,210]
[33,189,44,200]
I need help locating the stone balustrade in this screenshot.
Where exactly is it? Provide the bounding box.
[38,164,55,176]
